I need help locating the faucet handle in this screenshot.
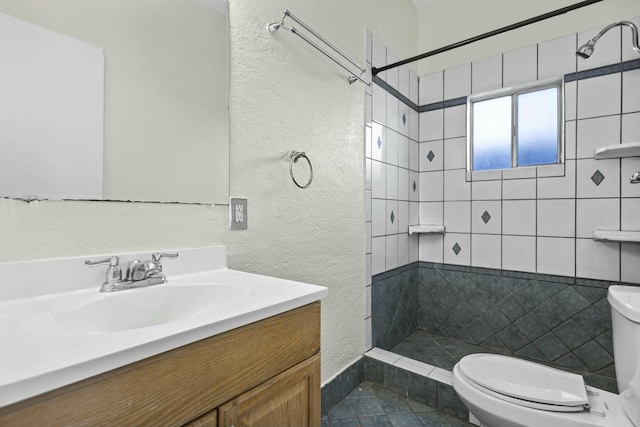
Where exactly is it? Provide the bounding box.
[84,256,122,284]
[151,252,179,263]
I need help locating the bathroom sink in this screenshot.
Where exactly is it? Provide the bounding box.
[42,283,252,334]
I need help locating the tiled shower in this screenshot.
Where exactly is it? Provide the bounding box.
[364,17,640,394]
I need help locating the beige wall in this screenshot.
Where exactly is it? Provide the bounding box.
[417,0,640,75]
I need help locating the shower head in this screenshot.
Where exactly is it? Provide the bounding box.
[576,40,596,58]
[576,20,640,59]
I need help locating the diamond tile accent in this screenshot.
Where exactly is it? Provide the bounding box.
[452,243,461,255]
[412,180,417,192]
[481,210,491,224]
[402,113,407,125]
[377,136,382,150]
[591,170,605,186]
[390,211,395,224]
[427,150,435,162]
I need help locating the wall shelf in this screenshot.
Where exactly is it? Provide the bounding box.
[408,225,446,235]
[594,142,640,159]
[593,229,640,243]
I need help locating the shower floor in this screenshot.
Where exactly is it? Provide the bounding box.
[390,330,618,393]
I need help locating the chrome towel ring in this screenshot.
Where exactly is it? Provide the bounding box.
[289,151,313,188]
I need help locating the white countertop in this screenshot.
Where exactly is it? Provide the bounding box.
[0,246,328,407]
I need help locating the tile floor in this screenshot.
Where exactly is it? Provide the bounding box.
[322,381,475,427]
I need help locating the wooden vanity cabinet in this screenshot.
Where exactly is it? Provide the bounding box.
[0,302,321,427]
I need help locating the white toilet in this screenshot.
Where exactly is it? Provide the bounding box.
[452,285,640,427]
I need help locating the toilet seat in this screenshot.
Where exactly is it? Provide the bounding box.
[458,354,589,412]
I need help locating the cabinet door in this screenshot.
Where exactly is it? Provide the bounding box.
[185,409,217,427]
[218,354,320,427]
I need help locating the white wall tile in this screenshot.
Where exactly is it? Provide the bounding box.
[410,201,420,225]
[623,69,640,114]
[420,70,444,105]
[386,234,398,270]
[621,242,640,284]
[399,168,410,201]
[444,169,471,201]
[419,109,444,142]
[444,232,470,266]
[471,234,501,269]
[622,111,640,143]
[386,130,399,166]
[365,158,372,191]
[365,222,372,254]
[372,83,387,125]
[365,190,372,222]
[371,122,385,161]
[565,81,577,122]
[538,160,576,199]
[372,198,386,237]
[444,63,471,99]
[387,91,399,132]
[409,234,420,263]
[365,253,372,286]
[565,120,577,160]
[503,178,536,200]
[371,36,387,69]
[399,66,410,100]
[537,237,575,277]
[371,160,386,199]
[365,125,372,159]
[576,238,620,281]
[472,179,502,200]
[621,198,640,230]
[577,25,621,71]
[410,172,420,202]
[420,201,444,226]
[398,233,409,267]
[398,201,410,234]
[365,93,372,127]
[371,236,386,275]
[398,135,409,169]
[576,158,620,198]
[386,164,399,200]
[443,137,467,170]
[503,200,536,236]
[444,105,466,139]
[387,199,399,235]
[576,198,620,238]
[472,200,501,234]
[410,140,419,171]
[503,235,536,272]
[577,73,621,119]
[576,115,620,159]
[504,46,537,87]
[444,201,470,233]
[420,171,444,201]
[538,199,576,237]
[410,109,419,141]
[538,34,577,80]
[419,233,444,263]
[399,103,410,137]
[472,54,502,94]
[420,141,444,172]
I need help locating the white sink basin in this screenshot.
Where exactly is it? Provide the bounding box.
[42,283,252,334]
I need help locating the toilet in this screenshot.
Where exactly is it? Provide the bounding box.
[452,285,640,427]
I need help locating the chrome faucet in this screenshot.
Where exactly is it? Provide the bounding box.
[85,252,178,292]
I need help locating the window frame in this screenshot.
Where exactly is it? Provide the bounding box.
[466,77,565,172]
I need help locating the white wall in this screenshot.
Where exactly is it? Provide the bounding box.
[417,0,640,75]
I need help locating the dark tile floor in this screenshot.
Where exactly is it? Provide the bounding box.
[322,381,474,427]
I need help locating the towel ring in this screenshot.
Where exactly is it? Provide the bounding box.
[289,151,313,188]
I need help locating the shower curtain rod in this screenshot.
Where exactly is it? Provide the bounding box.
[372,0,604,76]
[268,9,371,85]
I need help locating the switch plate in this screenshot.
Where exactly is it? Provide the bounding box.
[229,197,248,230]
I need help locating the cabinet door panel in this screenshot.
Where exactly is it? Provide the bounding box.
[219,354,320,427]
[185,409,217,427]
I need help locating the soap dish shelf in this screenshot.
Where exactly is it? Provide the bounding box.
[593,229,640,243]
[594,142,640,159]
[408,225,446,235]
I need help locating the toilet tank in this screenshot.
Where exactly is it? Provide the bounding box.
[608,285,640,391]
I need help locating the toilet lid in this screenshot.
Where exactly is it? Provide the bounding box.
[458,354,589,408]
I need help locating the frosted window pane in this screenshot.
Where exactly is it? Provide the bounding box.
[472,96,512,171]
[517,88,558,166]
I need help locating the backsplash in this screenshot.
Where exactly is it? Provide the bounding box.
[364,17,640,349]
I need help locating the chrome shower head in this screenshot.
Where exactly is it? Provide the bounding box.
[576,40,595,58]
[576,20,640,59]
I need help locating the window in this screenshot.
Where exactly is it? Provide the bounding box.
[468,79,563,172]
